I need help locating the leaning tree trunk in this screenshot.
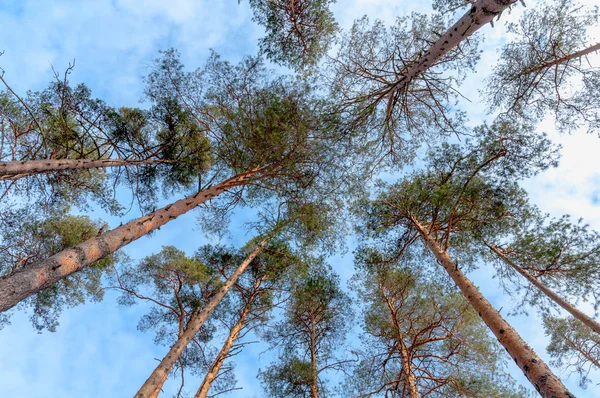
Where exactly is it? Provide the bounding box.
[0,158,172,181]
[135,237,270,398]
[388,0,517,97]
[488,244,600,336]
[520,42,600,76]
[411,218,573,398]
[194,280,261,398]
[561,333,600,369]
[0,169,260,312]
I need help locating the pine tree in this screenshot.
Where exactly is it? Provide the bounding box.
[544,314,600,389]
[356,123,573,396]
[108,246,223,397]
[485,0,600,133]
[348,249,530,397]
[259,262,353,398]
[0,51,355,313]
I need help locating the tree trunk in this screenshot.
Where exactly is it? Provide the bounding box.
[519,42,600,76]
[389,0,517,96]
[562,333,600,369]
[0,158,172,181]
[381,285,420,398]
[0,170,258,313]
[309,317,319,398]
[194,282,260,398]
[488,244,600,336]
[411,218,573,398]
[135,237,270,398]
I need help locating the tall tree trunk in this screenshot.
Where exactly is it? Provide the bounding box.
[519,42,600,76]
[388,0,517,98]
[488,244,600,336]
[0,158,172,181]
[195,280,261,398]
[0,169,259,312]
[309,317,319,398]
[135,237,270,398]
[411,217,573,398]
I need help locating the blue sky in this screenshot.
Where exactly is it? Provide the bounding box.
[1,0,600,396]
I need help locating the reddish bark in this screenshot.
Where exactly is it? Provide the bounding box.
[135,237,270,398]
[412,218,573,398]
[489,244,600,336]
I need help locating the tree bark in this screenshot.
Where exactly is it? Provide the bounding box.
[389,0,517,97]
[380,285,420,398]
[488,244,600,336]
[411,218,573,398]
[194,281,260,398]
[135,236,270,398]
[0,158,172,181]
[0,170,258,312]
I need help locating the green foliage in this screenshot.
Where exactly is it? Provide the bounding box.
[357,120,558,270]
[111,245,226,380]
[259,262,353,397]
[247,0,338,70]
[348,252,530,397]
[485,0,600,133]
[490,211,600,315]
[544,314,600,388]
[0,205,114,331]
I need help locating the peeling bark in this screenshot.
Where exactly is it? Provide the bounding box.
[411,218,573,398]
[0,170,258,312]
[489,244,600,336]
[135,237,270,398]
[0,158,172,181]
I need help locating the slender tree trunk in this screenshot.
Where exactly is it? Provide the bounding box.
[309,317,319,398]
[0,158,172,180]
[381,286,420,398]
[195,281,261,398]
[411,217,573,398]
[488,244,600,336]
[135,237,270,398]
[0,170,259,313]
[520,42,600,76]
[397,342,419,398]
[389,0,517,96]
[561,333,600,369]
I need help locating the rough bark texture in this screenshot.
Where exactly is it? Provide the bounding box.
[0,158,171,181]
[411,218,574,398]
[489,245,600,336]
[135,237,270,398]
[0,171,257,312]
[390,0,517,96]
[194,286,257,398]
